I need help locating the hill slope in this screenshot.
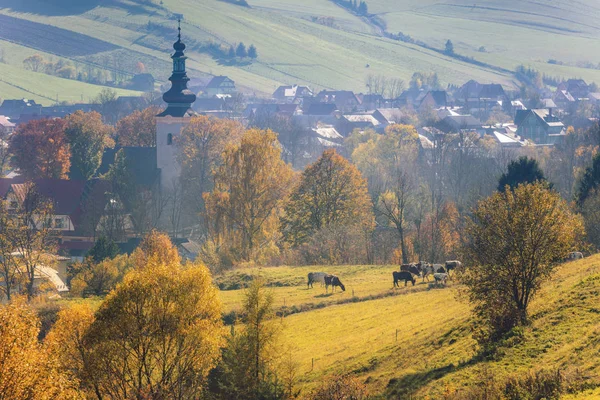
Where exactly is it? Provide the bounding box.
[3,0,600,100]
[217,256,600,397]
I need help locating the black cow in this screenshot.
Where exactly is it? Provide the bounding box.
[324,275,345,292]
[393,271,416,287]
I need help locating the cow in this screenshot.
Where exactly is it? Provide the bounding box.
[433,273,448,286]
[567,252,584,260]
[307,272,327,288]
[401,263,421,276]
[418,262,434,282]
[324,274,345,292]
[393,271,416,287]
[445,260,462,275]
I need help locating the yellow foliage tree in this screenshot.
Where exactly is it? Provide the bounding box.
[82,260,224,399]
[131,229,181,268]
[0,299,82,399]
[177,115,244,217]
[204,129,294,262]
[462,182,584,342]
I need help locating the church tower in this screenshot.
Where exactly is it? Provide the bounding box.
[156,20,196,189]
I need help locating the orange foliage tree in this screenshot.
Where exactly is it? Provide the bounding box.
[282,149,374,247]
[115,106,159,147]
[9,118,71,179]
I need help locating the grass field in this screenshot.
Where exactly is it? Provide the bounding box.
[2,0,600,100]
[0,62,142,105]
[217,256,600,397]
[1,0,600,100]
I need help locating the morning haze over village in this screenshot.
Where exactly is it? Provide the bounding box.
[1,0,600,399]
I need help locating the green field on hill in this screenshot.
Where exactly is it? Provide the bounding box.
[4,0,600,100]
[217,256,600,397]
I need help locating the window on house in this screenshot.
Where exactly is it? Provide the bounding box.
[167,133,173,145]
[54,218,64,229]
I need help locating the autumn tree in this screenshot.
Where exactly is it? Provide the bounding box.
[23,54,46,72]
[10,184,58,300]
[82,259,224,399]
[282,149,374,247]
[209,279,286,399]
[131,229,181,268]
[353,124,420,263]
[0,203,18,301]
[204,129,294,262]
[9,118,71,179]
[64,110,114,180]
[45,304,97,398]
[177,115,244,218]
[462,183,583,345]
[498,156,547,193]
[69,254,130,297]
[93,88,119,124]
[0,300,81,399]
[115,106,159,147]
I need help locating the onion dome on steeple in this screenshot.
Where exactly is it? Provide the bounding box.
[158,19,196,117]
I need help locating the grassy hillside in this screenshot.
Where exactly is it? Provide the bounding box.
[0,62,142,105]
[217,256,600,397]
[2,0,600,99]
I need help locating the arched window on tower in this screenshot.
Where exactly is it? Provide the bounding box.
[167,133,173,145]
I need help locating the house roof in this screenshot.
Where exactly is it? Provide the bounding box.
[11,180,87,215]
[0,115,15,128]
[541,99,557,109]
[206,76,234,89]
[312,126,343,140]
[343,114,380,125]
[479,84,505,99]
[493,131,522,146]
[306,102,338,116]
[439,115,482,132]
[316,90,361,106]
[273,85,312,99]
[374,108,404,124]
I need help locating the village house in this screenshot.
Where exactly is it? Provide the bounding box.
[454,80,507,113]
[336,113,383,136]
[558,79,589,99]
[316,90,361,113]
[0,115,16,134]
[272,84,313,103]
[202,76,236,97]
[515,108,565,144]
[437,114,484,134]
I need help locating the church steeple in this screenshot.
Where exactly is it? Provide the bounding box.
[159,19,196,117]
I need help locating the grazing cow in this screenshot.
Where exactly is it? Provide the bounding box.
[567,252,584,260]
[401,263,421,276]
[393,271,416,287]
[445,260,462,274]
[307,272,327,288]
[417,262,434,282]
[433,273,448,286]
[436,266,446,273]
[324,274,346,292]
